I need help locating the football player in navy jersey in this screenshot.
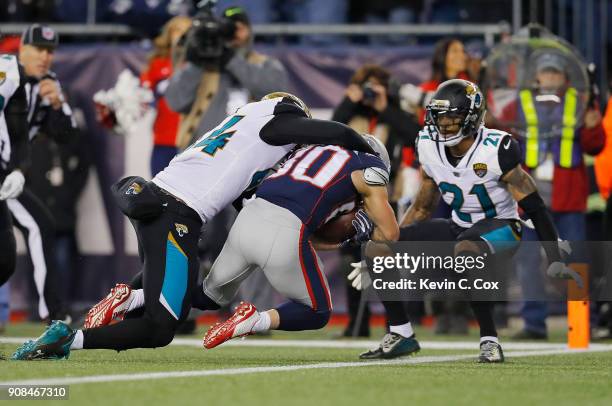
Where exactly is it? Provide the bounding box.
[353,79,582,363]
[198,135,399,349]
[73,136,398,349]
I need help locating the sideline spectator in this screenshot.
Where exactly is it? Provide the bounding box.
[140,16,191,176]
[500,53,605,339]
[166,6,288,147]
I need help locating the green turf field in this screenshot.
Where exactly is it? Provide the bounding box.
[1,323,611,406]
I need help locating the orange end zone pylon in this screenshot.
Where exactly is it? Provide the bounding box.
[567,263,589,349]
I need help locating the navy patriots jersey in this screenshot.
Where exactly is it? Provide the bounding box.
[257,145,387,233]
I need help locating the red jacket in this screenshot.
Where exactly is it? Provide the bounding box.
[140,57,180,147]
[500,100,605,212]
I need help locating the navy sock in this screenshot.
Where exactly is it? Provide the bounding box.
[276,301,330,331]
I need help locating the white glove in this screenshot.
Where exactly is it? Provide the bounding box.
[348,261,371,291]
[558,239,572,258]
[0,170,25,200]
[399,83,434,113]
[546,261,584,289]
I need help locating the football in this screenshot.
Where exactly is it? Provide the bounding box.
[313,207,358,244]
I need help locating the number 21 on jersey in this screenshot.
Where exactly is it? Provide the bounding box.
[439,181,497,222]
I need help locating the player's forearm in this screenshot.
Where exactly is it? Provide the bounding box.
[399,176,439,227]
[518,192,562,263]
[261,116,375,154]
[370,218,399,242]
[399,204,432,227]
[504,165,562,263]
[371,226,393,242]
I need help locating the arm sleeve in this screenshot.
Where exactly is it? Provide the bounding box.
[331,97,358,124]
[518,191,562,263]
[498,135,522,176]
[260,113,375,154]
[4,71,30,173]
[225,54,289,100]
[378,104,420,147]
[579,123,606,156]
[61,133,91,205]
[164,62,203,113]
[43,101,78,143]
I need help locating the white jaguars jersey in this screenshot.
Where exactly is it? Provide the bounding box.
[0,55,22,168]
[417,126,519,228]
[152,98,296,222]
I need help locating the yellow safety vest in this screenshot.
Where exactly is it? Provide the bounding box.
[518,88,578,168]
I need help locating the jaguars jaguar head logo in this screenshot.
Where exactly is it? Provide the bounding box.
[175,223,189,237]
[473,163,488,178]
[465,83,483,108]
[125,182,143,195]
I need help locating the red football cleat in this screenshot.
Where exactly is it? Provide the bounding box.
[204,302,260,349]
[84,284,133,329]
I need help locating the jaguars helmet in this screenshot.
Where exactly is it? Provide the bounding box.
[425,79,485,147]
[261,91,312,118]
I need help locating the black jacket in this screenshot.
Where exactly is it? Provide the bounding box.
[332,97,420,177]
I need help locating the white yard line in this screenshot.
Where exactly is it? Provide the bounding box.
[2,346,612,386]
[172,338,577,351]
[3,336,600,351]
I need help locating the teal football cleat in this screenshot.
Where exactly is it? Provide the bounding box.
[11,321,76,360]
[478,340,505,363]
[359,332,420,360]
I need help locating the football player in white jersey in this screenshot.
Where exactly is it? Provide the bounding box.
[0,54,29,286]
[354,80,582,363]
[12,92,379,359]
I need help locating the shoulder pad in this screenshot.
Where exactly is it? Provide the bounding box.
[363,167,389,186]
[0,55,21,98]
[0,55,19,77]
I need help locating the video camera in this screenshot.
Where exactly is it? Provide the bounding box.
[186,0,237,65]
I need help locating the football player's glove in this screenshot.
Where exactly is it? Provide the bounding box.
[351,209,374,243]
[348,260,371,291]
[0,169,25,200]
[546,261,584,289]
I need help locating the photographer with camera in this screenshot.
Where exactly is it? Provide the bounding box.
[165,4,289,149]
[331,64,420,337]
[332,65,419,178]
